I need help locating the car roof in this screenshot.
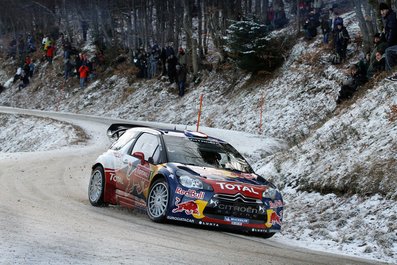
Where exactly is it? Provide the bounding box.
[129,126,226,144]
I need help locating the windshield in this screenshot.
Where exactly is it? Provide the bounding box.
[163,135,253,173]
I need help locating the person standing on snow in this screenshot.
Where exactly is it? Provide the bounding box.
[176,64,187,97]
[79,64,89,88]
[379,3,397,81]
[46,45,55,64]
[333,20,350,63]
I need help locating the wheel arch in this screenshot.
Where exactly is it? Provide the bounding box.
[149,173,167,189]
[92,162,104,171]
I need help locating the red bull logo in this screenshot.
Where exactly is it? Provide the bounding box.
[172,198,200,215]
[265,209,282,228]
[175,187,205,200]
[269,200,283,209]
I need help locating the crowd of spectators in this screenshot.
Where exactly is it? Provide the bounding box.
[132,44,187,97]
[301,1,397,104]
[4,1,396,102]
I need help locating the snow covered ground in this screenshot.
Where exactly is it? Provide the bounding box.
[0,110,394,264]
[0,10,396,265]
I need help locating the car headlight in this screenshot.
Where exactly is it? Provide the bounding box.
[262,187,278,200]
[178,175,213,191]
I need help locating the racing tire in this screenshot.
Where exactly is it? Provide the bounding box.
[147,178,169,223]
[88,166,106,206]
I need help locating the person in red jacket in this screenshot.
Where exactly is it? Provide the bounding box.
[46,45,55,64]
[79,64,89,88]
[25,56,31,66]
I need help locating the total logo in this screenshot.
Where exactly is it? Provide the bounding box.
[215,182,259,195]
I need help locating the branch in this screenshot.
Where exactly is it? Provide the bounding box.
[31,1,56,18]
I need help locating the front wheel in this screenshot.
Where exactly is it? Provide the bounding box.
[88,166,106,206]
[147,179,169,222]
[262,232,275,239]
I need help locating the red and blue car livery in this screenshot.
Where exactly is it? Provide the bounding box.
[88,124,283,238]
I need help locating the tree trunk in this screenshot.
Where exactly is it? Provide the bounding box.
[183,0,198,74]
[262,0,269,23]
[353,0,371,52]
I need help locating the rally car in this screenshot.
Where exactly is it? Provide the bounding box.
[88,124,283,238]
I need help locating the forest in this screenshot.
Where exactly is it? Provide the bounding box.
[0,0,396,74]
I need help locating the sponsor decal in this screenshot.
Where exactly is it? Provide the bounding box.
[251,228,272,233]
[167,216,195,223]
[265,209,282,228]
[240,173,258,180]
[225,216,249,226]
[172,198,200,216]
[269,200,283,209]
[109,173,124,185]
[129,164,150,195]
[215,182,259,195]
[198,221,219,227]
[175,187,205,200]
[208,199,219,207]
[218,204,259,214]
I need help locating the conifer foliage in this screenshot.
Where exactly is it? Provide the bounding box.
[225,20,284,73]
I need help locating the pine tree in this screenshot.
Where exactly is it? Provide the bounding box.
[225,20,282,73]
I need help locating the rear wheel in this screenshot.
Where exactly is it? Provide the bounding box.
[147,179,169,222]
[88,166,106,206]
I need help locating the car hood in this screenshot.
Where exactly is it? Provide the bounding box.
[170,163,275,198]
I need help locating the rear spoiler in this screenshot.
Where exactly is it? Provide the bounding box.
[107,123,186,141]
[107,123,147,140]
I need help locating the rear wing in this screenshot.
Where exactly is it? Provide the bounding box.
[107,122,186,141]
[107,123,147,140]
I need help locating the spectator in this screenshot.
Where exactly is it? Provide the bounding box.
[267,4,275,28]
[337,64,367,103]
[367,33,387,78]
[18,73,29,90]
[79,64,90,88]
[86,59,95,81]
[29,61,35,78]
[160,47,167,76]
[63,39,72,59]
[176,64,187,97]
[13,67,23,83]
[333,20,349,63]
[379,3,397,81]
[75,53,83,79]
[42,35,48,50]
[148,50,158,79]
[64,59,74,81]
[23,63,30,77]
[134,48,148,78]
[371,51,386,75]
[27,34,36,53]
[303,11,319,40]
[177,47,186,67]
[321,15,330,44]
[167,54,178,84]
[46,45,55,64]
[25,56,31,66]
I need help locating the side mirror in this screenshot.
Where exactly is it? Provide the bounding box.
[132,152,145,165]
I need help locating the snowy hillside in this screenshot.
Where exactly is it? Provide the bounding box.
[0,13,396,264]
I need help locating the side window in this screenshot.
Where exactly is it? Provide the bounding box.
[110,129,139,150]
[131,133,160,163]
